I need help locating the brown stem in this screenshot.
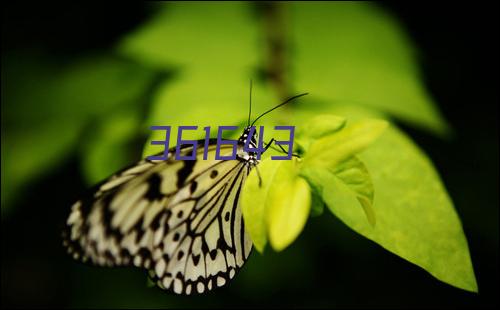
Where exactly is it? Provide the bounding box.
[259,1,291,100]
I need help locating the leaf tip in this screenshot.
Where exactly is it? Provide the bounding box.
[253,242,266,254]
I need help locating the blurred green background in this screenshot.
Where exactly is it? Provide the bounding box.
[1,2,498,308]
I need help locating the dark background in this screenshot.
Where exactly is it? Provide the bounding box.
[2,2,498,308]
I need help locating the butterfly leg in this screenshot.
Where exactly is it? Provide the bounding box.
[265,139,301,158]
[276,143,301,158]
[264,138,275,151]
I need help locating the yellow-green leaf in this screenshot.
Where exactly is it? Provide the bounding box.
[241,158,282,252]
[303,119,388,169]
[333,156,376,226]
[242,159,312,252]
[291,2,451,136]
[80,110,142,184]
[117,2,284,157]
[266,161,311,252]
[296,114,347,152]
[303,118,477,292]
[1,54,160,213]
[297,114,346,139]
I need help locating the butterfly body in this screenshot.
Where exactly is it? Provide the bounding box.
[236,126,260,162]
[63,128,260,295]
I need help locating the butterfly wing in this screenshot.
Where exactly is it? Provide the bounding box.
[63,140,253,294]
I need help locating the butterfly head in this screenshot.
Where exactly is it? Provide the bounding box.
[238,126,258,147]
[238,88,308,162]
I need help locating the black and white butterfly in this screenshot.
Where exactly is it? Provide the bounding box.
[62,89,307,295]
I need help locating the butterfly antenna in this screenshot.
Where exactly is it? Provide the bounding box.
[250,92,308,127]
[247,80,253,127]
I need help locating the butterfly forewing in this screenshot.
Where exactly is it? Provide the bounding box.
[63,140,253,295]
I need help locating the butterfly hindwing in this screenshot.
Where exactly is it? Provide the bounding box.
[63,140,253,294]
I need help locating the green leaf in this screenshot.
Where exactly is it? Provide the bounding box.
[118,2,288,157]
[242,159,312,253]
[1,54,161,213]
[304,122,477,292]
[290,2,451,136]
[296,114,346,152]
[241,158,282,253]
[119,2,258,71]
[80,110,142,184]
[265,160,311,252]
[1,121,81,212]
[303,119,388,169]
[297,114,346,139]
[333,156,376,226]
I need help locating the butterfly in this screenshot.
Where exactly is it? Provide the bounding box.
[62,88,308,295]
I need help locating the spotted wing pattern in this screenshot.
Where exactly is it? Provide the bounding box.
[63,141,253,294]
